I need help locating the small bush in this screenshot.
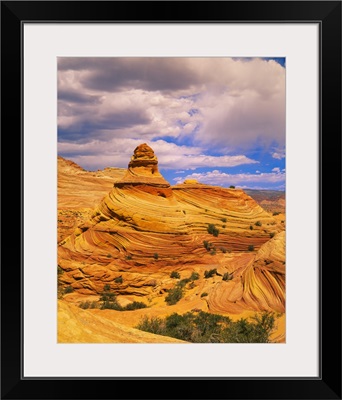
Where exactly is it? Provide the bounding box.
[165,286,183,305]
[229,185,235,189]
[126,255,132,260]
[204,269,217,279]
[269,232,275,238]
[124,301,147,311]
[220,247,227,253]
[255,221,262,227]
[221,217,227,223]
[106,254,112,258]
[170,271,180,279]
[273,211,280,216]
[114,276,123,284]
[250,225,254,230]
[178,278,191,288]
[222,272,233,281]
[190,272,200,281]
[248,245,255,251]
[203,240,213,251]
[222,225,226,228]
[210,249,217,255]
[201,292,208,297]
[79,301,90,309]
[207,224,219,237]
[63,285,74,294]
[153,253,159,260]
[57,265,64,275]
[103,284,111,291]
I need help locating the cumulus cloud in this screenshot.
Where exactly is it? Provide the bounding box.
[271,148,286,159]
[58,139,258,171]
[58,57,285,152]
[272,167,280,173]
[173,169,285,190]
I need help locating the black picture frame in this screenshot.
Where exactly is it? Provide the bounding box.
[1,1,341,399]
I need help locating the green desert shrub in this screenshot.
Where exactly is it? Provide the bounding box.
[63,285,74,294]
[136,311,275,343]
[207,224,219,237]
[114,276,123,284]
[170,271,180,279]
[229,185,235,189]
[255,221,262,227]
[124,301,147,311]
[204,269,217,279]
[201,292,208,297]
[248,245,255,251]
[250,225,254,230]
[153,253,159,260]
[165,286,183,305]
[222,272,233,281]
[190,272,200,281]
[221,217,227,223]
[269,232,275,238]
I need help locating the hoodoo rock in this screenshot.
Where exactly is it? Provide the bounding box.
[115,143,171,193]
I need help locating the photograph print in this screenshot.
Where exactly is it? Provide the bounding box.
[57,57,286,344]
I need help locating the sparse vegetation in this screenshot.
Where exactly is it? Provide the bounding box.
[220,247,227,253]
[222,225,226,228]
[269,232,275,238]
[204,269,217,279]
[114,276,123,284]
[273,211,280,216]
[250,225,254,230]
[207,223,219,237]
[165,286,183,305]
[229,185,235,189]
[63,285,74,294]
[203,240,214,251]
[221,217,227,223]
[255,221,262,227]
[201,292,208,297]
[106,253,112,258]
[248,245,255,251]
[136,311,276,343]
[99,288,147,311]
[79,301,98,309]
[210,248,217,256]
[57,265,64,275]
[222,272,233,281]
[190,272,200,281]
[103,284,111,291]
[170,271,180,279]
[126,255,132,260]
[153,253,159,260]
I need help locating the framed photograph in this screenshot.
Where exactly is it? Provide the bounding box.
[1,1,341,399]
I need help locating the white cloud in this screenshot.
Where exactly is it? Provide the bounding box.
[271,148,285,159]
[58,57,285,155]
[173,169,285,190]
[58,139,258,171]
[272,167,280,173]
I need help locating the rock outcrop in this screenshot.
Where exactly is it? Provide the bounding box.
[57,144,285,341]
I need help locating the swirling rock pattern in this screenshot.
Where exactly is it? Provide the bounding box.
[58,144,285,342]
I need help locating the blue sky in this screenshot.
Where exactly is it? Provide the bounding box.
[58,57,285,190]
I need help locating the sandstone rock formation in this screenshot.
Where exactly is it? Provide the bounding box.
[57,144,286,343]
